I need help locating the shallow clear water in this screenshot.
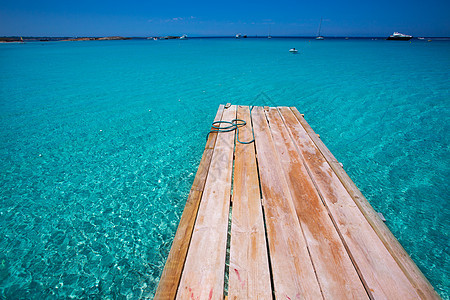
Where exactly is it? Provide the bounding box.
[0,38,449,298]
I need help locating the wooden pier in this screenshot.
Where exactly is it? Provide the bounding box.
[155,105,439,299]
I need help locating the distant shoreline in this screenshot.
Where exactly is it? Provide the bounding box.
[1,36,450,43]
[61,36,132,41]
[0,36,132,43]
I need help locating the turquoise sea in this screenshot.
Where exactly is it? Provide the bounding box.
[0,38,449,298]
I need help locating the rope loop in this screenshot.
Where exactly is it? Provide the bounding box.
[206,107,255,144]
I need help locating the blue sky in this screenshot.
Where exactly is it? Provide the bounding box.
[1,0,449,37]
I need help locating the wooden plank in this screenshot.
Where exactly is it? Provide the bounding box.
[228,106,272,299]
[155,104,225,300]
[176,105,237,299]
[266,107,368,299]
[278,106,420,299]
[290,107,441,300]
[252,106,323,299]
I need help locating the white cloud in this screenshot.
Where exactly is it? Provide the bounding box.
[148,16,195,23]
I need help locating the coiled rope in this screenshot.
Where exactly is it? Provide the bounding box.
[206,106,255,144]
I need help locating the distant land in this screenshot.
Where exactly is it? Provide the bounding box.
[1,35,449,43]
[63,36,132,41]
[0,36,131,43]
[0,35,187,42]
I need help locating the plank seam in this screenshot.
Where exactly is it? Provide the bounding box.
[223,199,233,296]
[250,108,276,300]
[223,116,237,297]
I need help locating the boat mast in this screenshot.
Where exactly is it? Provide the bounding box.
[317,17,322,37]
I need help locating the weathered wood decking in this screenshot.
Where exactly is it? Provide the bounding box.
[155,105,439,299]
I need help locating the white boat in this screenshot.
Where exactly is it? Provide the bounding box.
[289,48,298,53]
[179,35,188,40]
[316,18,324,40]
[235,34,242,39]
[386,32,413,40]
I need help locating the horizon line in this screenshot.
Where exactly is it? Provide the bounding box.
[2,35,450,38]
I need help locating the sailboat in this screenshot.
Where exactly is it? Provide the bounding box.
[316,18,324,40]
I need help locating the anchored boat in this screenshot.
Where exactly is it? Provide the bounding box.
[316,18,324,40]
[386,32,413,40]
